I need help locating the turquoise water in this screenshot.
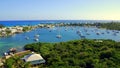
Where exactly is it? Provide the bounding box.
[0,26,120,56]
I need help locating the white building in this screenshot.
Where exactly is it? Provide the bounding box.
[22,53,45,65]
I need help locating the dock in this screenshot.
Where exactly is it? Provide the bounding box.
[0,50,31,67]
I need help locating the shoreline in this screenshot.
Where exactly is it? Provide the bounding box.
[0,24,55,37]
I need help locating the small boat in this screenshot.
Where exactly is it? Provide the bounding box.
[115,31,119,33]
[4,52,8,56]
[25,36,29,40]
[76,30,81,34]
[56,35,62,38]
[86,33,90,35]
[101,32,104,34]
[49,30,52,32]
[96,32,100,35]
[34,38,39,41]
[106,31,110,34]
[34,34,40,38]
[113,33,117,36]
[81,35,86,39]
[65,29,67,31]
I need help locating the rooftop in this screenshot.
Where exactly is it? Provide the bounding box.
[22,53,44,62]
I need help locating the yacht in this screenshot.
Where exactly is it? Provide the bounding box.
[34,34,40,38]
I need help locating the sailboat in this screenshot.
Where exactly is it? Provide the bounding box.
[25,36,29,40]
[34,38,39,41]
[56,34,62,38]
[34,28,40,41]
[56,26,62,39]
[34,34,40,38]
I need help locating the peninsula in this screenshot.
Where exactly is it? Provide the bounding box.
[0,24,55,37]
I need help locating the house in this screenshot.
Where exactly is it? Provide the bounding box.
[22,53,45,65]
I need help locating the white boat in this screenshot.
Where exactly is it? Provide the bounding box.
[34,38,39,41]
[25,36,29,40]
[56,26,62,39]
[34,34,40,38]
[65,29,67,31]
[56,35,62,38]
[4,52,8,56]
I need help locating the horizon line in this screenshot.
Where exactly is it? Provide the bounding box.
[0,19,120,21]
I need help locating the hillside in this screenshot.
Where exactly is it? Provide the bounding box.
[24,39,120,68]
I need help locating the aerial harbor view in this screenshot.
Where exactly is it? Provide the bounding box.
[0,0,120,68]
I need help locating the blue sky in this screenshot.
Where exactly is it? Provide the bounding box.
[0,0,120,20]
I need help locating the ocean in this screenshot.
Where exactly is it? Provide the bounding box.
[0,20,115,26]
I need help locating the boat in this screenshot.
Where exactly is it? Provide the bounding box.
[76,30,81,34]
[4,52,8,56]
[101,32,104,34]
[65,29,67,31]
[49,30,52,32]
[56,35,62,38]
[56,26,62,39]
[96,32,100,35]
[4,48,17,56]
[113,33,117,36]
[34,38,39,41]
[86,32,90,35]
[106,30,110,34]
[25,36,29,40]
[81,35,86,39]
[34,34,40,38]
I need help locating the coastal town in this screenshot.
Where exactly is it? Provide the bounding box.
[0,24,55,37]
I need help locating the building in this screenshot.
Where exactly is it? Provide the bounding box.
[22,53,45,65]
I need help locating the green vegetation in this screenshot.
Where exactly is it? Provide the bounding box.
[0,24,4,28]
[4,56,30,68]
[6,29,12,35]
[24,39,120,68]
[22,26,33,32]
[61,22,120,30]
[97,22,120,30]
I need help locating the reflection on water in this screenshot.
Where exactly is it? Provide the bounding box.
[0,26,120,56]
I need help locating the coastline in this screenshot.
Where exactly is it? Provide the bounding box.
[0,24,55,37]
[1,21,120,37]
